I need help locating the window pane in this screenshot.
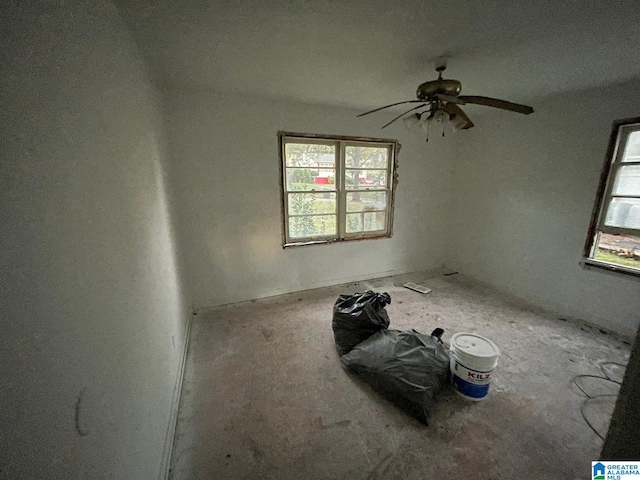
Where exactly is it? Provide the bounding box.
[605,197,640,229]
[289,215,336,238]
[346,191,387,212]
[346,213,362,233]
[364,212,386,231]
[285,143,335,167]
[622,130,640,162]
[612,165,640,196]
[346,212,386,233]
[286,167,336,191]
[288,193,336,215]
[345,145,388,168]
[344,170,387,189]
[594,232,640,270]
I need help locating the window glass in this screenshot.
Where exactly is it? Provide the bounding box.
[346,192,387,212]
[345,146,388,168]
[604,198,640,229]
[622,131,640,162]
[593,233,640,270]
[289,215,337,238]
[611,165,640,196]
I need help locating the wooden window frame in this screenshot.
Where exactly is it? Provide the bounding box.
[279,132,399,248]
[583,117,640,277]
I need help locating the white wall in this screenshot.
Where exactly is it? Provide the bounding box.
[447,79,640,338]
[1,1,187,478]
[164,90,453,308]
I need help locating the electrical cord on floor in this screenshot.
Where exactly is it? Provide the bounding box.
[571,362,625,440]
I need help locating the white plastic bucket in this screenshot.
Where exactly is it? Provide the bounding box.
[449,332,500,401]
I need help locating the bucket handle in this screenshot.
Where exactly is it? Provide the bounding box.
[431,328,444,343]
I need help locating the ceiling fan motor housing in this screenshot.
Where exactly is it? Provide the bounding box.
[416,79,462,100]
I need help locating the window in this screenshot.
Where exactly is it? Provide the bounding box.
[279,132,398,247]
[584,118,640,275]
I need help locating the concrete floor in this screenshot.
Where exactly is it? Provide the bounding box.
[169,270,630,480]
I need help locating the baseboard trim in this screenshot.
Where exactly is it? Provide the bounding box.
[158,306,194,480]
[193,265,447,312]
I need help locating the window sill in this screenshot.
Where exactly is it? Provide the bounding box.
[283,233,392,249]
[581,258,640,279]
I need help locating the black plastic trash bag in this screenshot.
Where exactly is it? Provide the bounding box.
[340,329,450,424]
[332,291,391,357]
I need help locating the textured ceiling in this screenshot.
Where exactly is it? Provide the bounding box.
[115,0,640,110]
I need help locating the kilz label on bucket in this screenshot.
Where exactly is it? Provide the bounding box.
[452,361,492,399]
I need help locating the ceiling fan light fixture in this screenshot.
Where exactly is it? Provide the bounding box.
[421,119,429,136]
[432,109,450,125]
[450,114,467,130]
[421,112,434,135]
[419,109,451,140]
[402,113,421,130]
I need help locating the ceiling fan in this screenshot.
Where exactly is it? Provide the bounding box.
[358,57,534,140]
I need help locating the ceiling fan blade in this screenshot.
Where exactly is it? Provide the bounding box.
[458,95,534,114]
[434,93,466,105]
[442,103,474,130]
[381,104,427,129]
[357,100,423,117]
